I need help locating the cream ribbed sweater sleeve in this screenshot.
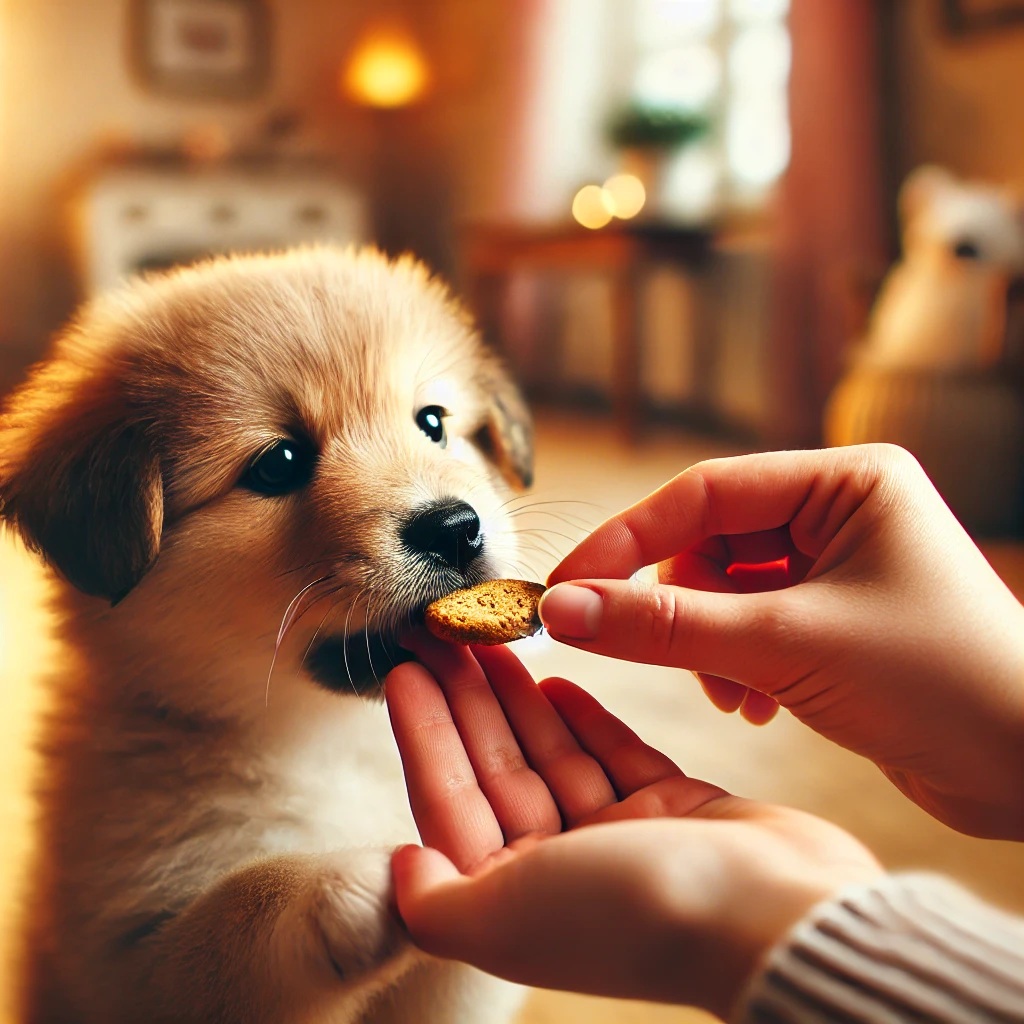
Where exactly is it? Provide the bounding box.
[734,874,1024,1023]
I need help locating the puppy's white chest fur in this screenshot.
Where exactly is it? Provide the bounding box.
[225,694,416,859]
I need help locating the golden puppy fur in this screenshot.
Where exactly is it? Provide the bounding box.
[0,248,533,1023]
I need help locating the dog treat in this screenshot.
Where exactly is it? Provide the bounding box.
[425,579,546,645]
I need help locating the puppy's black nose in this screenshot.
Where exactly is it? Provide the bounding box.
[403,500,483,572]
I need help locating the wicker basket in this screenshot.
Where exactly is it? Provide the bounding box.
[824,369,1024,537]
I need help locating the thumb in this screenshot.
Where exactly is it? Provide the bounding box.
[391,845,480,957]
[538,580,807,692]
[391,845,461,901]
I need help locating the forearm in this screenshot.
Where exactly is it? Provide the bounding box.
[733,873,1024,1024]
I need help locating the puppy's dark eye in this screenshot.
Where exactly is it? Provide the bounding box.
[954,239,981,260]
[244,439,314,495]
[415,405,447,448]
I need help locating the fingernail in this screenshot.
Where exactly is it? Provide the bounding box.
[539,584,602,640]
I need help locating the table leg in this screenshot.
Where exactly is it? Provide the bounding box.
[690,263,717,420]
[611,265,641,442]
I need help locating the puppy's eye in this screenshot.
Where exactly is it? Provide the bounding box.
[415,405,447,448]
[243,439,314,495]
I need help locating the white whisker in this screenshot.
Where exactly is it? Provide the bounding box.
[364,592,382,698]
[266,574,334,707]
[343,589,363,698]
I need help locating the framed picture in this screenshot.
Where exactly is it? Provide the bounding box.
[942,0,1024,34]
[130,0,270,99]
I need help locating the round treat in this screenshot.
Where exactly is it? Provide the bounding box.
[425,580,546,646]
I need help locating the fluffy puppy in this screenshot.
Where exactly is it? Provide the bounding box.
[0,248,533,1024]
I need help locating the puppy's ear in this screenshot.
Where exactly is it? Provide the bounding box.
[899,165,955,232]
[0,361,163,603]
[475,356,534,490]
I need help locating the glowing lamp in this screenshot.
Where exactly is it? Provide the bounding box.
[603,173,646,219]
[572,185,614,230]
[342,23,429,108]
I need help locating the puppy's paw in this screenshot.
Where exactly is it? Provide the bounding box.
[311,848,409,982]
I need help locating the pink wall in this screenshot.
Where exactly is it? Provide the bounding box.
[768,0,889,446]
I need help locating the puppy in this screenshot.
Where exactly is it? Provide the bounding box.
[0,248,533,1023]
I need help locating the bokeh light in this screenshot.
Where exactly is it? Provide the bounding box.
[572,184,614,229]
[603,174,646,219]
[342,25,429,108]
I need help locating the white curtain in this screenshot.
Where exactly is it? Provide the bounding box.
[510,0,628,221]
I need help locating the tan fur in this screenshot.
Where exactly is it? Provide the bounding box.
[0,247,530,1023]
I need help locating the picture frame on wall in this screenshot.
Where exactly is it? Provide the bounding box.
[942,0,1024,34]
[130,0,271,99]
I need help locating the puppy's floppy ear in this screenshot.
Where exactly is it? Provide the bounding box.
[0,360,163,603]
[475,355,534,490]
[898,165,956,233]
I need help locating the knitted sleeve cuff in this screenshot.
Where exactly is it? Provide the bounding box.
[733,873,1024,1024]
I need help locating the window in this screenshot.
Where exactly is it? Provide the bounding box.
[631,0,790,217]
[513,0,791,223]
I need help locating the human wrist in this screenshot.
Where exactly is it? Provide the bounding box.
[701,871,872,1018]
[913,609,1024,838]
[651,813,883,1017]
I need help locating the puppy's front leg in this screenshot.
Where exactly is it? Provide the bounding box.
[128,849,413,1024]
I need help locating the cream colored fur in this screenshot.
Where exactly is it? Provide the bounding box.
[0,248,530,1023]
[865,166,1024,371]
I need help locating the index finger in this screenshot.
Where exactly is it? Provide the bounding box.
[548,447,886,584]
[385,661,504,872]
[402,633,563,841]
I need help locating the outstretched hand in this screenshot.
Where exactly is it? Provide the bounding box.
[540,444,1024,838]
[385,636,879,1017]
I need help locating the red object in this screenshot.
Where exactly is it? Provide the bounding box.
[726,558,792,592]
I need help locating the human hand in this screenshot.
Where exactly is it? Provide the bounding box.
[385,637,880,1017]
[541,444,1024,838]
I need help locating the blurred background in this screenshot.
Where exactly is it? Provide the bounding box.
[1,2,1024,1022]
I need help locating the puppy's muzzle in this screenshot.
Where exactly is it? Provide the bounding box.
[306,499,491,698]
[402,499,483,574]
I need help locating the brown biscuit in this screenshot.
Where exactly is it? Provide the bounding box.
[425,579,547,646]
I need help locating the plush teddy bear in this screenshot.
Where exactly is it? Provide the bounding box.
[826,166,1024,537]
[862,165,1024,371]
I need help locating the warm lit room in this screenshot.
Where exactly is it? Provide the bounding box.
[1,2,1023,1023]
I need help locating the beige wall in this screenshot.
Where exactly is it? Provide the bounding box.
[0,0,355,366]
[0,0,526,383]
[893,0,1024,185]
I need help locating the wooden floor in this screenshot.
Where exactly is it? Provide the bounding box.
[1,411,1022,1024]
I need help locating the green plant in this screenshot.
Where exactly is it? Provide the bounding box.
[605,103,710,151]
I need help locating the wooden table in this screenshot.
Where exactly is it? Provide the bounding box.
[460,222,714,439]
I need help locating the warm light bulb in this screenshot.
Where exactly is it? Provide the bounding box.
[343,26,429,108]
[603,174,646,219]
[572,185,614,229]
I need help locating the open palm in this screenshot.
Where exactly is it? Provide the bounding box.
[384,635,879,1014]
[387,633,728,871]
